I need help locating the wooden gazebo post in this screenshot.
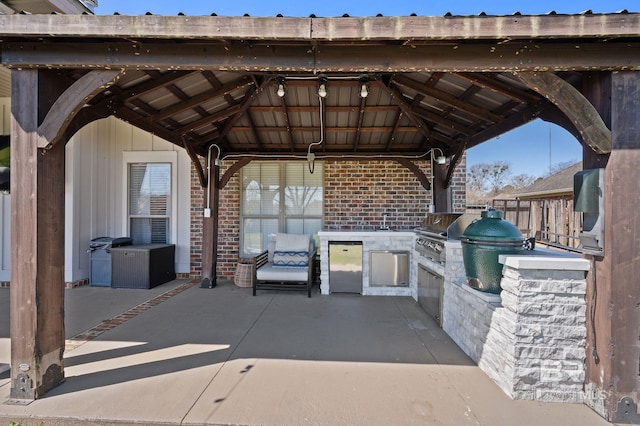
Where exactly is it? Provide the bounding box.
[9,68,123,400]
[201,162,220,288]
[588,71,640,423]
[9,69,66,399]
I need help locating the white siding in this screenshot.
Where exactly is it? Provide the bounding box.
[0,108,191,284]
[65,116,191,282]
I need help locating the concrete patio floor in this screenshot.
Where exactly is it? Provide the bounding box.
[0,280,611,425]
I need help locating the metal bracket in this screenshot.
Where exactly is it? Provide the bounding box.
[616,397,640,424]
[8,373,35,401]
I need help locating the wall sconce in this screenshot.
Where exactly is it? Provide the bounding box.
[359,75,370,98]
[317,75,328,98]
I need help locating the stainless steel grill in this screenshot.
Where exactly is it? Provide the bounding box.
[414,213,478,263]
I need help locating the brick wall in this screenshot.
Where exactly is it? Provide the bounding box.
[324,158,466,230]
[189,159,241,279]
[190,157,467,279]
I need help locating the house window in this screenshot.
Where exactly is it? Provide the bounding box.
[128,162,172,244]
[240,162,323,256]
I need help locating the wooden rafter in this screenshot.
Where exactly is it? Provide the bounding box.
[453,72,539,104]
[152,76,254,121]
[176,104,242,135]
[411,105,474,136]
[250,105,398,114]
[380,77,432,141]
[385,111,403,151]
[279,94,296,152]
[393,74,504,124]
[215,77,272,142]
[464,101,548,150]
[123,70,195,102]
[352,94,367,151]
[115,105,183,145]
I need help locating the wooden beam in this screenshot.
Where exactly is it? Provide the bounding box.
[464,101,548,150]
[278,95,296,152]
[411,105,474,136]
[123,71,196,102]
[220,158,252,189]
[182,136,206,188]
[316,42,640,73]
[10,70,66,400]
[592,71,640,423]
[61,100,115,143]
[5,41,640,72]
[395,159,430,191]
[2,14,640,41]
[379,77,432,141]
[385,111,404,151]
[37,69,123,148]
[250,105,398,113]
[201,163,220,287]
[114,105,183,146]
[229,125,416,133]
[352,95,367,151]
[514,71,612,154]
[393,74,504,124]
[215,77,272,141]
[151,76,254,121]
[444,142,467,189]
[453,72,539,104]
[175,104,242,135]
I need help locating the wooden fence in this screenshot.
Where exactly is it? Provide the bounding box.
[487,198,582,252]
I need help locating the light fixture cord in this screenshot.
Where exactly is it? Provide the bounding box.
[307,95,325,174]
[206,144,221,209]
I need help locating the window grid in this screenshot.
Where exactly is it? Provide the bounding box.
[240,162,323,257]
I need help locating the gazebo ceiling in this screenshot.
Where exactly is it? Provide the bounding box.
[74,67,556,160]
[1,13,639,161]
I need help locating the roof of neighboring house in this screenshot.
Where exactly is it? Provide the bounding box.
[512,161,582,199]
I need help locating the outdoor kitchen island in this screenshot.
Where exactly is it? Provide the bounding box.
[318,230,416,296]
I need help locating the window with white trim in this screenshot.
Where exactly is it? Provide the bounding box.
[240,162,323,256]
[128,162,172,244]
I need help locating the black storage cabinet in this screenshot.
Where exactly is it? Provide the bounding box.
[110,243,176,289]
[89,237,133,287]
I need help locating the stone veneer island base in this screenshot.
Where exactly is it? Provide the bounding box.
[442,241,594,405]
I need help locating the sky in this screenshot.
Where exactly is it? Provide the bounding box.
[94,0,634,178]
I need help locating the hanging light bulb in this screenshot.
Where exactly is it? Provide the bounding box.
[359,75,370,98]
[317,75,328,98]
[276,75,286,98]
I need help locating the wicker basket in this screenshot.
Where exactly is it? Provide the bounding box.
[234,260,253,288]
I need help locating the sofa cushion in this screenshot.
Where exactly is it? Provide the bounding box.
[273,233,311,267]
[256,263,309,282]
